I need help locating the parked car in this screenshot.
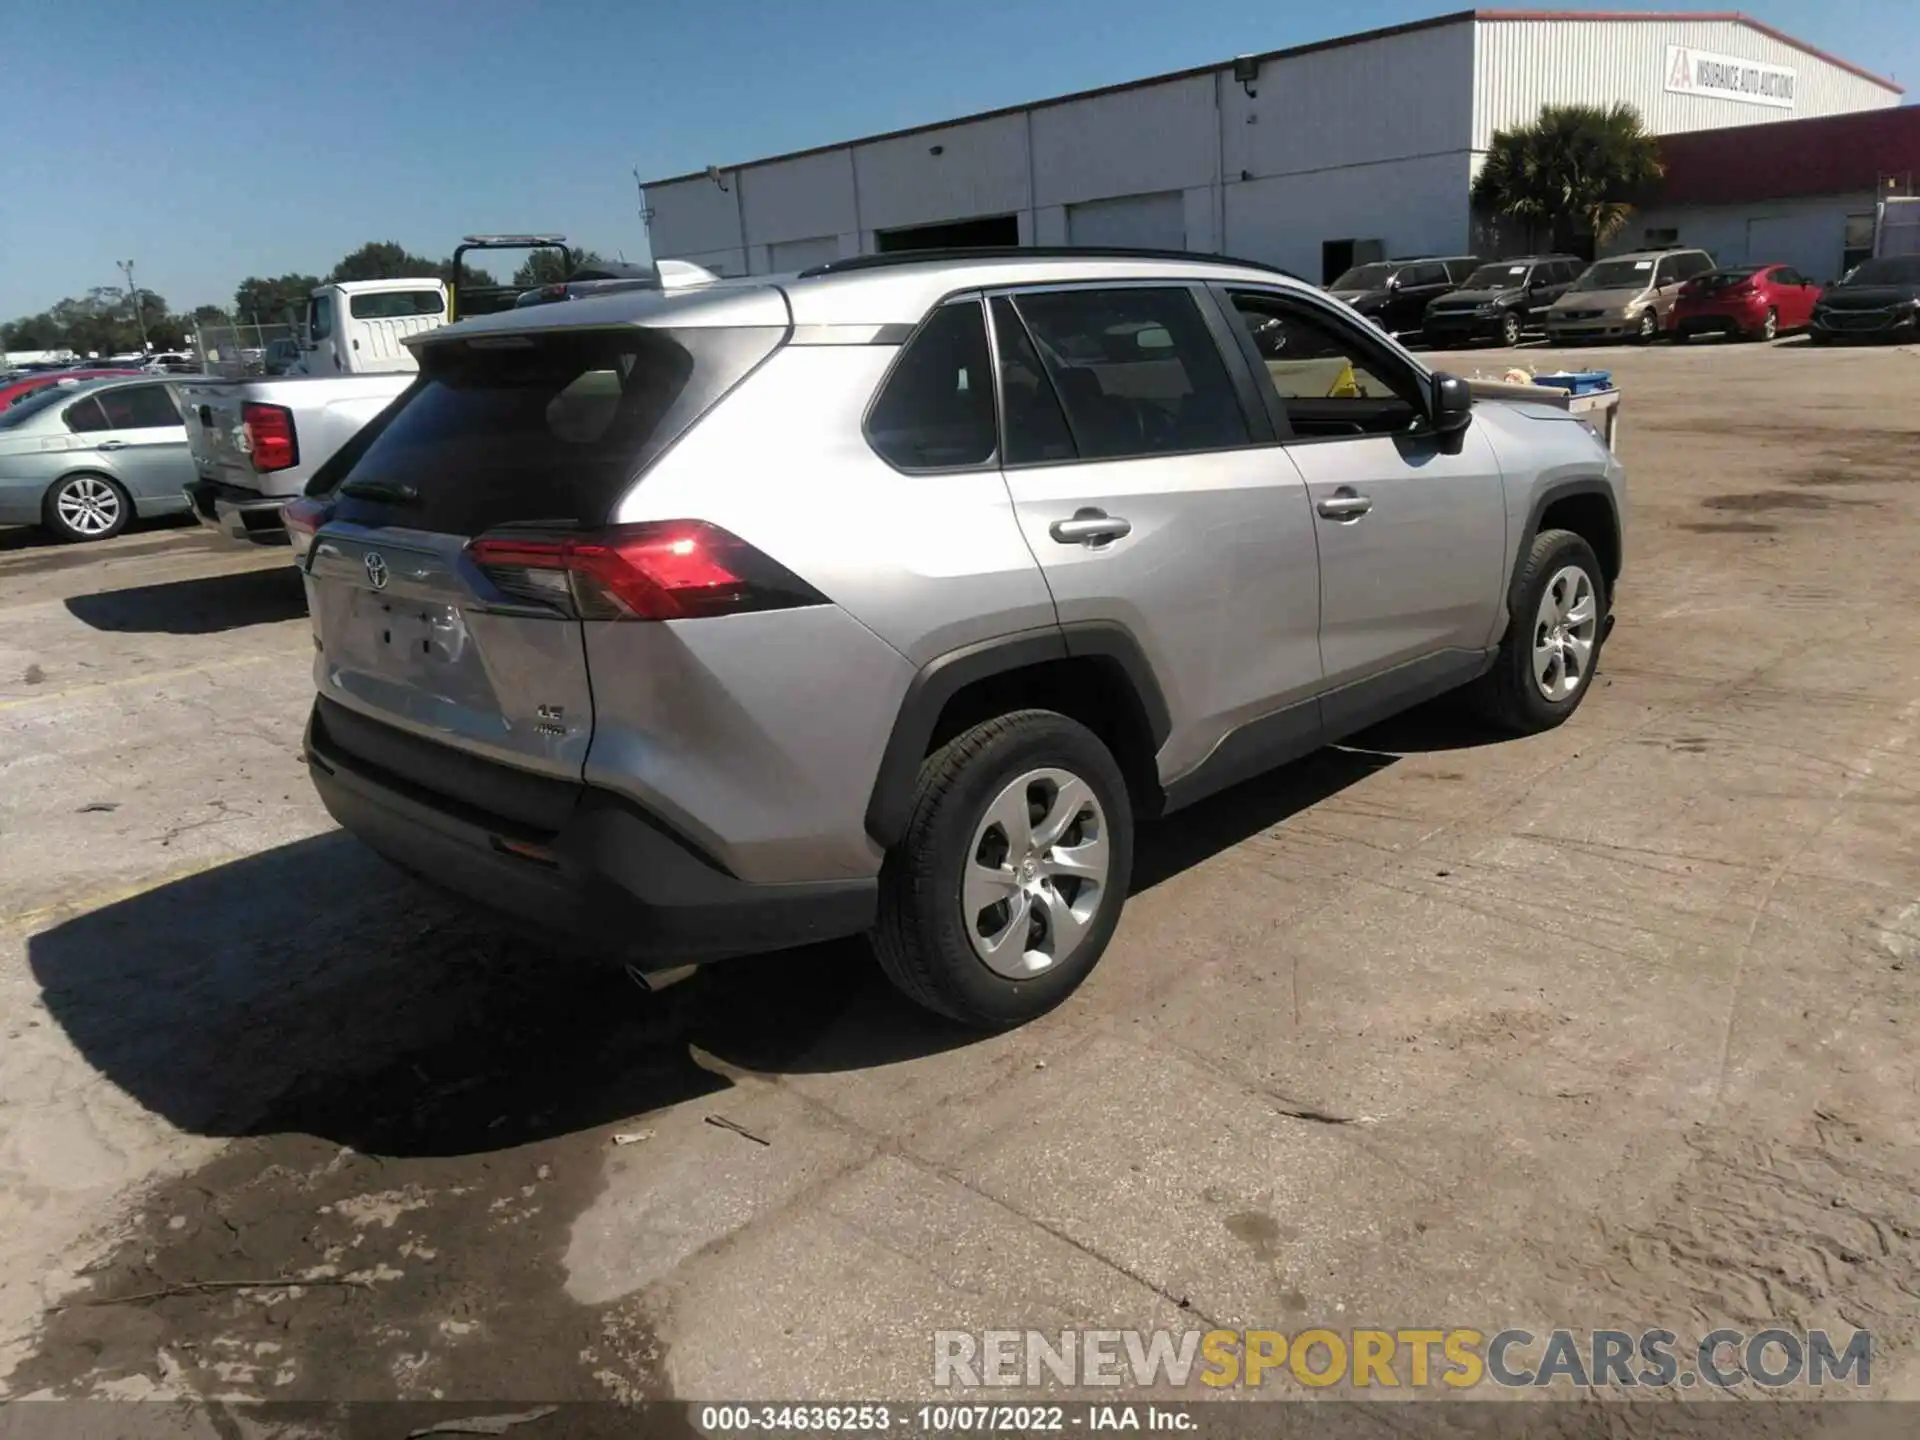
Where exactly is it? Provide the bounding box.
[298,278,448,376]
[1547,248,1716,343]
[1808,255,1920,344]
[292,248,1625,1026]
[0,367,143,411]
[0,376,198,541]
[1671,264,1821,342]
[143,351,198,374]
[181,372,414,544]
[1325,256,1480,340]
[1421,255,1585,347]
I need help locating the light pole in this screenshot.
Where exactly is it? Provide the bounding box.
[117,259,150,353]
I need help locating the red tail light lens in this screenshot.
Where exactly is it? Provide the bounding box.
[242,402,299,473]
[282,496,332,559]
[467,521,826,621]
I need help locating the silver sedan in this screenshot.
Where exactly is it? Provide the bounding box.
[0,376,200,541]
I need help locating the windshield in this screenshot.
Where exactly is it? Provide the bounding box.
[1330,264,1393,290]
[1570,259,1655,291]
[1839,256,1920,286]
[0,385,79,429]
[1463,263,1530,289]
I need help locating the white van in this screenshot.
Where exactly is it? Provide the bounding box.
[301,277,448,375]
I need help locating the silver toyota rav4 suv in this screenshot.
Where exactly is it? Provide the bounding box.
[295,248,1624,1027]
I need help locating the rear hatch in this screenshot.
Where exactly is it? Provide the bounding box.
[305,292,792,802]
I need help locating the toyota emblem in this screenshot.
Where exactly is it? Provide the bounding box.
[364,551,390,590]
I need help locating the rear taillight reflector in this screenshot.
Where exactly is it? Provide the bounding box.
[242,402,299,473]
[467,521,824,621]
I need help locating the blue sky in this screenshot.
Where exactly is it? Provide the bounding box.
[3,0,1910,319]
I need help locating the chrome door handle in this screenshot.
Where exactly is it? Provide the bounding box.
[1316,490,1372,520]
[1049,509,1132,545]
[95,440,128,451]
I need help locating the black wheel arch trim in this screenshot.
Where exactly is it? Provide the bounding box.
[864,622,1171,849]
[1516,478,1621,598]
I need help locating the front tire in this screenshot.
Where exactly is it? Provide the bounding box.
[873,710,1133,1027]
[1755,308,1779,342]
[1470,529,1608,735]
[1499,311,1523,348]
[43,473,131,542]
[1635,310,1660,344]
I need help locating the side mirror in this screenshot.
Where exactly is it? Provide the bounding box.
[1430,372,1472,436]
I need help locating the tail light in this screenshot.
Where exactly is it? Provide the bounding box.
[241,402,299,473]
[283,496,332,561]
[467,521,826,621]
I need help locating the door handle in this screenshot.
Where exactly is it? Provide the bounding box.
[95,440,128,451]
[1316,489,1372,520]
[1049,509,1132,546]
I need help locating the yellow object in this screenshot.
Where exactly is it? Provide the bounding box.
[1328,359,1360,398]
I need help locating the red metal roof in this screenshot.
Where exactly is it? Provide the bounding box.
[1653,106,1920,206]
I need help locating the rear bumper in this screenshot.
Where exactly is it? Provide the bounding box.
[185,480,291,545]
[304,697,876,967]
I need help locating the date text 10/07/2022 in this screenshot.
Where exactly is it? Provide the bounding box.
[700,1405,1193,1432]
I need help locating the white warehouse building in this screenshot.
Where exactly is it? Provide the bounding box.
[642,8,1898,285]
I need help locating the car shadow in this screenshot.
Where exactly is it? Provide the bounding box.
[63,563,307,634]
[28,701,1510,1161]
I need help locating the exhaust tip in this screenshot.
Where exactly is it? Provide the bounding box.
[625,962,700,994]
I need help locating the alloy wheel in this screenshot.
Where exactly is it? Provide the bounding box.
[964,767,1111,979]
[54,477,123,537]
[1532,565,1598,702]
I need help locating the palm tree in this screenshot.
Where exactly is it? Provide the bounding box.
[1472,103,1664,257]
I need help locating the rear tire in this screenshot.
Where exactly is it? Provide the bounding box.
[873,710,1133,1028]
[1470,529,1608,735]
[42,473,131,543]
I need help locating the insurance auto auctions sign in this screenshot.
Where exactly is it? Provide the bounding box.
[1665,45,1796,109]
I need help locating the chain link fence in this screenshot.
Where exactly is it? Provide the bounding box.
[192,320,301,378]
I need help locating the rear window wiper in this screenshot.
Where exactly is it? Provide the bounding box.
[338,478,420,505]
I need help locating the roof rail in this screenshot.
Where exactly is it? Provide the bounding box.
[796,246,1303,282]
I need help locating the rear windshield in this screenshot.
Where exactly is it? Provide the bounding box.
[348,289,446,319]
[328,326,784,535]
[1695,267,1761,287]
[0,384,77,428]
[1840,256,1920,286]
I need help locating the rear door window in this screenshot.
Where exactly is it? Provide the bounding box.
[1007,287,1249,460]
[865,300,996,470]
[991,296,1076,465]
[97,384,181,429]
[329,326,785,535]
[64,396,110,433]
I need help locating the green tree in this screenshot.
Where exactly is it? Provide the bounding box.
[440,256,498,290]
[329,241,439,283]
[192,303,230,324]
[511,247,607,287]
[1470,102,1664,255]
[232,274,321,324]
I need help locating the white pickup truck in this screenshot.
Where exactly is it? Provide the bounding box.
[183,248,717,544]
[181,371,413,541]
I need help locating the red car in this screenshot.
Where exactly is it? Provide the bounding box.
[1671,263,1822,342]
[0,368,144,411]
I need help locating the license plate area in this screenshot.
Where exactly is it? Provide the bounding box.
[349,588,469,668]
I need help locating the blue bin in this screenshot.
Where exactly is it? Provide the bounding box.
[1533,370,1613,396]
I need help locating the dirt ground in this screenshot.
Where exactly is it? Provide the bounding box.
[1,339,1918,1425]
